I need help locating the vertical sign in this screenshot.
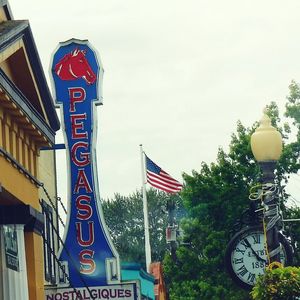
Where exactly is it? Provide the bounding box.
[50,39,121,289]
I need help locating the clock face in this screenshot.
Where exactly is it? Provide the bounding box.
[225,226,293,290]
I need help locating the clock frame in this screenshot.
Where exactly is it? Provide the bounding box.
[225,225,293,290]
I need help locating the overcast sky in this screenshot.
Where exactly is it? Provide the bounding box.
[9,0,300,201]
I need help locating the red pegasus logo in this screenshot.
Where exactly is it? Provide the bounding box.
[55,49,96,85]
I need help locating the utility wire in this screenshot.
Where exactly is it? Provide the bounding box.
[57,196,68,215]
[39,184,96,300]
[40,199,96,300]
[40,183,65,228]
[42,222,78,296]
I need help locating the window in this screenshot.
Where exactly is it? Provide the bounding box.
[41,199,56,284]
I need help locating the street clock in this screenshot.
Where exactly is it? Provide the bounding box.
[225,225,293,290]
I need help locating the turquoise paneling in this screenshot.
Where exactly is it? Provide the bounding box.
[121,263,155,300]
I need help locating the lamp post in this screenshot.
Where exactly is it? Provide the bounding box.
[250,111,283,264]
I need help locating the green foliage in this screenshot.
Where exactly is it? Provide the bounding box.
[163,121,258,299]
[251,267,300,300]
[284,206,300,265]
[102,189,181,266]
[163,90,300,299]
[283,80,300,266]
[285,80,300,137]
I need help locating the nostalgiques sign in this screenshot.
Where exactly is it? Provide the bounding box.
[48,39,139,300]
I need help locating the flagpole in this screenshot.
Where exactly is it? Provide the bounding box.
[139,144,152,272]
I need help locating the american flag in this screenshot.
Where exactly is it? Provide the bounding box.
[145,155,183,194]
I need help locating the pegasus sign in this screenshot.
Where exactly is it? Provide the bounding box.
[47,39,139,300]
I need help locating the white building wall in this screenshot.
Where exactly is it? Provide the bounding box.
[0,224,29,300]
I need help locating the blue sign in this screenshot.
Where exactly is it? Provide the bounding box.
[45,283,140,300]
[50,39,120,288]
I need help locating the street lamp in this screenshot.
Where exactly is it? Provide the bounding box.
[250,111,283,264]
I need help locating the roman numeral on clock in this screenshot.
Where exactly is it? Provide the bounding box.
[247,272,256,284]
[240,239,249,248]
[235,247,246,255]
[234,258,243,264]
[237,265,248,277]
[252,234,261,244]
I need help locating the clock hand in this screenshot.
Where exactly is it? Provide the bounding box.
[244,239,266,263]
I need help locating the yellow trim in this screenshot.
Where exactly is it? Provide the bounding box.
[11,121,18,159]
[0,96,48,179]
[24,232,45,300]
[0,40,23,64]
[18,128,24,166]
[0,7,8,22]
[3,113,10,152]
[21,45,49,124]
[24,134,29,171]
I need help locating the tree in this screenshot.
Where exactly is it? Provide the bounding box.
[102,189,182,267]
[164,126,257,299]
[163,94,300,299]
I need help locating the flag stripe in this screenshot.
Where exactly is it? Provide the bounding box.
[146,179,182,193]
[146,176,182,192]
[145,155,183,194]
[157,170,182,184]
[147,170,183,187]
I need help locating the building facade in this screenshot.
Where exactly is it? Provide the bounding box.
[0,1,60,299]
